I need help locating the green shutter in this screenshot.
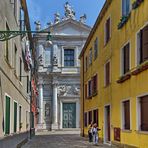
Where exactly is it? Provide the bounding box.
[14,102,17,133]
[5,96,10,134]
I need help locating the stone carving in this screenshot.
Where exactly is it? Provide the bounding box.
[53,55,58,66]
[54,12,60,24]
[64,2,75,19]
[34,21,41,31]
[80,14,87,24]
[58,85,80,96]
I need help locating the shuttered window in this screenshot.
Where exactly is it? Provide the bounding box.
[123,100,130,130]
[140,25,148,63]
[92,74,98,94]
[85,56,88,71]
[93,109,98,125]
[14,102,17,133]
[140,95,148,131]
[123,43,130,74]
[88,111,92,124]
[88,80,92,97]
[94,37,98,59]
[85,83,87,99]
[105,62,110,86]
[5,96,10,135]
[105,17,111,44]
[84,112,88,127]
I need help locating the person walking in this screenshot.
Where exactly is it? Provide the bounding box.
[92,123,101,145]
[88,121,93,142]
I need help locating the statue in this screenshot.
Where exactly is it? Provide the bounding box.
[80,14,87,24]
[64,2,75,19]
[54,12,60,24]
[53,55,58,65]
[34,21,41,31]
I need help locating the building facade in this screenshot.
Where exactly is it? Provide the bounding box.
[34,2,91,130]
[0,0,34,147]
[79,0,148,147]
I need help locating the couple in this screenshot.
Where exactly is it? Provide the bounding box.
[88,122,101,145]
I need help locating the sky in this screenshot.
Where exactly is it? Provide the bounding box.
[26,0,106,30]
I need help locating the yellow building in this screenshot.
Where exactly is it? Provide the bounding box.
[79,0,148,147]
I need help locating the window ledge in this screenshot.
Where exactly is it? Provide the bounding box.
[121,129,132,133]
[87,96,92,99]
[132,0,144,9]
[132,61,148,75]
[117,73,131,83]
[135,130,148,135]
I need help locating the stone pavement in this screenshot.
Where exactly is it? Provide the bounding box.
[22,130,116,148]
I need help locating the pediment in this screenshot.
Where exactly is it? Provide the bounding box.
[43,19,91,36]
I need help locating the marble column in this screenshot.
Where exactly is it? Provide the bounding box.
[38,84,43,125]
[52,82,58,130]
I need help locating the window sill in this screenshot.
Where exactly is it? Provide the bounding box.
[117,73,131,83]
[135,130,148,135]
[121,129,132,133]
[132,61,148,75]
[92,91,98,97]
[87,96,92,99]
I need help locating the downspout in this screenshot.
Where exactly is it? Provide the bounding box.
[82,55,85,137]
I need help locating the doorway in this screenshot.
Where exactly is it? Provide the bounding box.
[104,105,111,143]
[63,103,76,128]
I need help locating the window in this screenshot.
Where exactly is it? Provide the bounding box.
[88,111,92,124]
[85,83,87,99]
[93,109,98,125]
[84,112,88,127]
[122,0,130,16]
[64,49,74,66]
[85,56,88,71]
[14,101,17,133]
[14,45,17,71]
[137,25,148,64]
[105,61,110,86]
[20,8,25,32]
[105,17,111,44]
[94,37,98,59]
[5,23,9,61]
[92,74,98,94]
[139,95,148,131]
[5,96,10,135]
[122,100,130,130]
[122,43,130,74]
[89,48,92,65]
[19,58,22,81]
[88,80,92,97]
[19,105,22,131]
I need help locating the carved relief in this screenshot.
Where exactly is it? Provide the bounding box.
[57,85,80,96]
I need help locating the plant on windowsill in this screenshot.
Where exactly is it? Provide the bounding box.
[117,72,131,83]
[117,14,130,29]
[132,60,148,75]
[132,0,144,9]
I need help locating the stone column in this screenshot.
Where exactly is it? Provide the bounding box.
[38,84,43,125]
[52,82,58,130]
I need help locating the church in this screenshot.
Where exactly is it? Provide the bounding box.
[34,2,91,130]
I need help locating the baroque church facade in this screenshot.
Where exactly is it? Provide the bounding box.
[34,2,91,130]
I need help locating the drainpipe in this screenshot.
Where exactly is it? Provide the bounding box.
[82,55,85,137]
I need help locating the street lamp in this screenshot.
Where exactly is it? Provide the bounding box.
[0,30,52,42]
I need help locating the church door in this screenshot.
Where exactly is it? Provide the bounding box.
[63,103,76,128]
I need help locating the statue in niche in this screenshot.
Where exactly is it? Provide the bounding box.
[54,12,60,24]
[53,55,58,66]
[64,2,75,19]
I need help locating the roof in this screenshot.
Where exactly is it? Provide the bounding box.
[79,0,111,59]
